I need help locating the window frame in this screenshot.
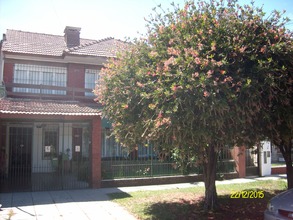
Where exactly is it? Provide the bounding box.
[85,69,100,97]
[13,64,67,95]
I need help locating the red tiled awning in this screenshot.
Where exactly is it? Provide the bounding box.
[0,98,101,116]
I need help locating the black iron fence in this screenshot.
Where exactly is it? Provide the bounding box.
[101,138,236,180]
[0,122,91,192]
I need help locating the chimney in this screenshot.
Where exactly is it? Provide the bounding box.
[64,26,81,48]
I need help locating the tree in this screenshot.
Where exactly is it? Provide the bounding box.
[269,95,293,189]
[261,58,293,188]
[96,0,293,210]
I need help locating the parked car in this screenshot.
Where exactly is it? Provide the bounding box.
[264,188,293,220]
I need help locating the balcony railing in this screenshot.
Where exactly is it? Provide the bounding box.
[4,82,96,101]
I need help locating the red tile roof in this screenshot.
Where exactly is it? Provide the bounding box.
[1,29,126,58]
[0,98,101,116]
[65,38,126,57]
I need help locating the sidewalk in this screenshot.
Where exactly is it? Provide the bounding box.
[0,174,287,220]
[0,189,137,220]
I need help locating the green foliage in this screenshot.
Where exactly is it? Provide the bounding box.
[96,0,292,154]
[96,0,293,206]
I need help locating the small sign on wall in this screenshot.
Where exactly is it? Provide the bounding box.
[45,146,51,153]
[75,145,80,152]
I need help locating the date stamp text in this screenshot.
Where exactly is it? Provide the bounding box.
[230,190,264,199]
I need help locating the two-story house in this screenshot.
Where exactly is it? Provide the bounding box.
[0,26,125,192]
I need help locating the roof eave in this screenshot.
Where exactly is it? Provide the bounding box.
[63,53,109,65]
[2,51,109,65]
[0,110,101,116]
[2,51,65,62]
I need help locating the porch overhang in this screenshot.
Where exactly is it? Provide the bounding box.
[0,98,101,117]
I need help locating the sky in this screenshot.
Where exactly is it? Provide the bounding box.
[0,0,292,41]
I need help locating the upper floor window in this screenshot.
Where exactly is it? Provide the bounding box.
[85,69,100,96]
[13,64,67,94]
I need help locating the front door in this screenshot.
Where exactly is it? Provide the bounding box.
[71,127,89,186]
[9,127,33,191]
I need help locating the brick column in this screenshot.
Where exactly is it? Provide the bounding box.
[90,116,101,188]
[231,146,246,178]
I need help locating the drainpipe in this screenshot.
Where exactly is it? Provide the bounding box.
[0,51,3,83]
[0,34,6,83]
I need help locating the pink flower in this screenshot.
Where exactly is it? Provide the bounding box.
[197,43,203,50]
[203,91,210,97]
[216,61,223,67]
[193,72,199,77]
[172,85,178,92]
[207,70,213,78]
[170,24,176,31]
[260,46,266,53]
[239,46,247,53]
[149,51,158,57]
[158,111,163,118]
[195,57,201,64]
[167,48,180,56]
[220,70,226,75]
[136,82,145,88]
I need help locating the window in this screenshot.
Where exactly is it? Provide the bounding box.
[13,64,67,94]
[101,128,128,158]
[85,69,100,96]
[43,125,59,160]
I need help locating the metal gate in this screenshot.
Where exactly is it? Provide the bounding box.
[7,127,32,192]
[0,123,90,192]
[246,147,259,176]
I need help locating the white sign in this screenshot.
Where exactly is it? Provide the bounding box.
[259,141,272,176]
[45,146,51,153]
[75,145,80,152]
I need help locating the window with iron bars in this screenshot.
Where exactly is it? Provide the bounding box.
[85,69,100,96]
[101,128,155,160]
[13,64,67,94]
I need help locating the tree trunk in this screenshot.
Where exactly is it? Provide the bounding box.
[278,140,293,189]
[202,145,218,211]
[286,162,293,189]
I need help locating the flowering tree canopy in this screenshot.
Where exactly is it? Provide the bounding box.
[96,0,293,210]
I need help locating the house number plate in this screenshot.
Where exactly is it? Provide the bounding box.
[75,145,80,152]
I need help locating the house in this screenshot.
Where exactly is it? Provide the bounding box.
[1,26,269,192]
[0,26,125,192]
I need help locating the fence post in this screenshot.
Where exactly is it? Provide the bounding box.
[232,146,246,178]
[151,143,153,177]
[91,117,102,188]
